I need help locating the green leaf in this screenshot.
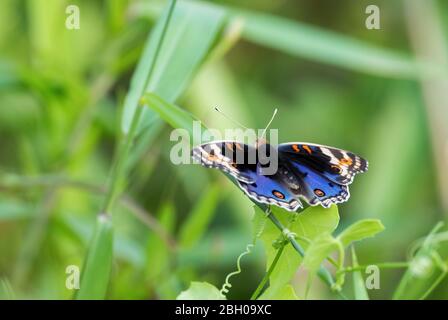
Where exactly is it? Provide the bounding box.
[258,284,298,300]
[179,184,220,248]
[121,0,226,134]
[76,214,113,300]
[236,10,427,78]
[142,92,204,139]
[177,281,225,300]
[351,247,369,300]
[286,205,340,240]
[337,219,385,247]
[303,233,339,273]
[257,205,339,299]
[145,203,176,283]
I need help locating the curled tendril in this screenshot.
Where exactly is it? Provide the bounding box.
[253,214,267,242]
[220,207,270,298]
[219,243,254,297]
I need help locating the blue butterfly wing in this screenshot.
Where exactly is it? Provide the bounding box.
[236,165,303,212]
[192,141,367,210]
[285,160,349,208]
[192,141,302,211]
[278,143,368,185]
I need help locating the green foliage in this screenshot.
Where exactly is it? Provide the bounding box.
[303,233,340,273]
[179,184,220,248]
[259,284,298,300]
[393,223,448,300]
[256,205,339,299]
[252,207,387,298]
[76,215,113,300]
[1,0,448,301]
[0,278,15,300]
[337,219,385,247]
[351,247,369,300]
[0,198,33,220]
[145,203,176,284]
[177,282,225,300]
[142,92,204,138]
[236,10,429,79]
[122,0,226,135]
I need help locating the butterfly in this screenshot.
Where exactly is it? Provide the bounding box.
[191,110,368,212]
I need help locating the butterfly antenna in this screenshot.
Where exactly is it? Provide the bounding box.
[214,107,250,130]
[260,108,278,140]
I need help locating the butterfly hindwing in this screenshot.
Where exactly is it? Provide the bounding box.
[278,142,368,185]
[284,160,349,208]
[237,163,303,212]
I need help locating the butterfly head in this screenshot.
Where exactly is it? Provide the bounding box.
[214,107,278,149]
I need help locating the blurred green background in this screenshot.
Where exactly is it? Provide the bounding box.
[0,0,447,299]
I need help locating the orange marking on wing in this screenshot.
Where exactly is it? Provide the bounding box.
[292,144,300,153]
[302,145,312,154]
[235,143,243,151]
[340,158,353,166]
[207,154,219,161]
[226,143,234,151]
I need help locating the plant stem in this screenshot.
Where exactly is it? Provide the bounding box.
[12,189,57,287]
[101,105,143,214]
[267,210,347,299]
[339,262,410,273]
[250,244,285,300]
[419,269,448,300]
[0,173,177,249]
[101,0,177,215]
[393,222,444,299]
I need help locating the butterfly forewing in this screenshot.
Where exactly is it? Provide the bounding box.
[191,141,258,184]
[278,142,368,185]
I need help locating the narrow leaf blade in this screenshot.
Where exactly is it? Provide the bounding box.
[179,184,220,248]
[122,0,226,134]
[76,214,113,300]
[237,10,427,78]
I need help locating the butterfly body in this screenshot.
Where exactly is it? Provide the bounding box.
[192,140,367,212]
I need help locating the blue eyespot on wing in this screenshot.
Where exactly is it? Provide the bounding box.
[278,142,368,185]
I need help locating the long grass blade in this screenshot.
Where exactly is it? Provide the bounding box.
[76,214,113,300]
